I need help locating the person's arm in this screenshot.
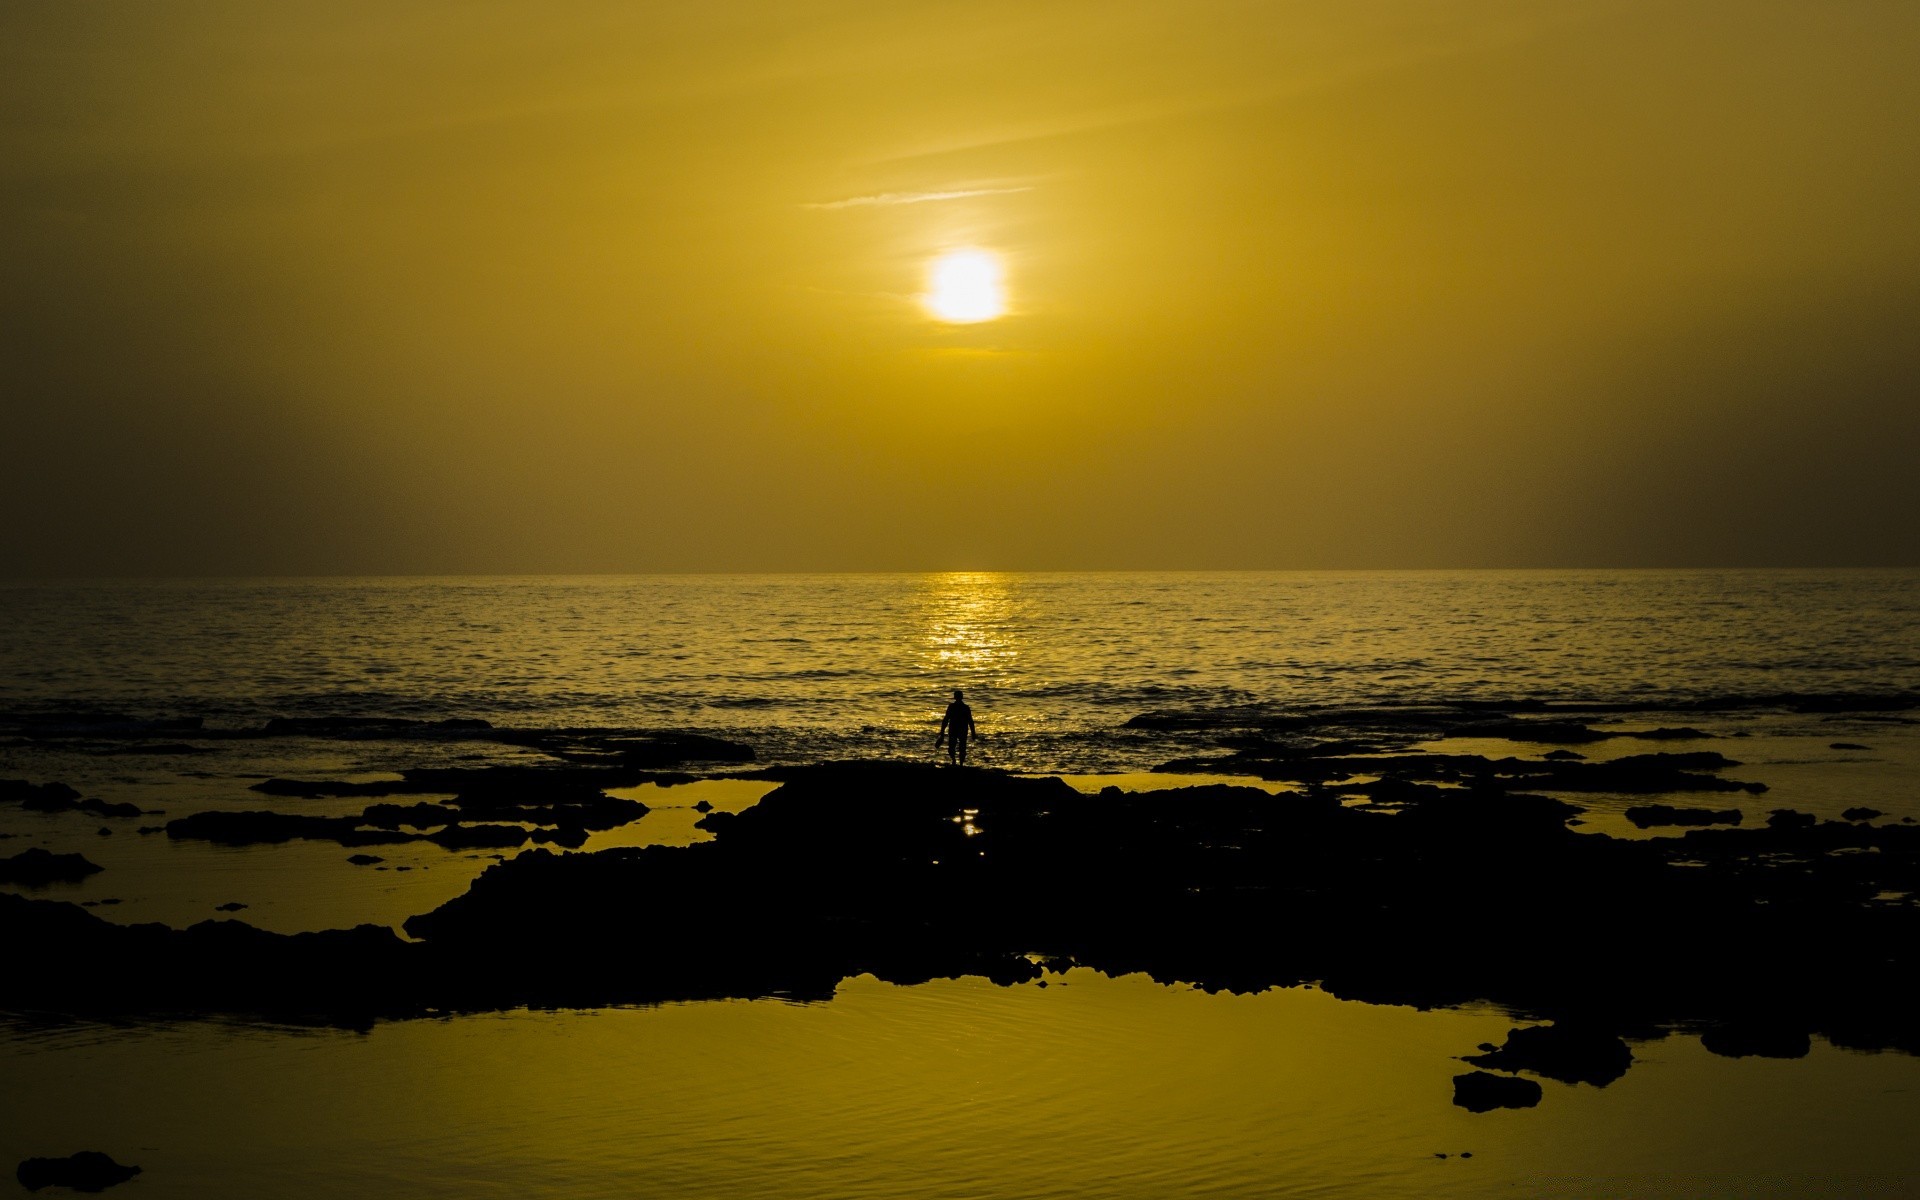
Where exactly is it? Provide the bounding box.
[936,711,949,744]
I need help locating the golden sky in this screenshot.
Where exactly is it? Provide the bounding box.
[4,0,1917,573]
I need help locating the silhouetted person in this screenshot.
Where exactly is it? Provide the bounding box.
[936,689,980,765]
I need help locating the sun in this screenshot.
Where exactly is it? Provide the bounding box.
[923,249,1006,323]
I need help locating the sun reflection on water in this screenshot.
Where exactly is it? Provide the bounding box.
[918,572,1019,677]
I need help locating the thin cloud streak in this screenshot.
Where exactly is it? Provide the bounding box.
[803,185,1032,209]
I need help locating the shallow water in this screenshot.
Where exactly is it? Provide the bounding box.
[5,976,1919,1199]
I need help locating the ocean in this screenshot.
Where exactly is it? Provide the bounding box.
[5,569,1918,769]
[3,570,1919,1197]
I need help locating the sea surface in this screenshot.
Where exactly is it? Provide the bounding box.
[4,569,1919,769]
[4,570,1919,1197]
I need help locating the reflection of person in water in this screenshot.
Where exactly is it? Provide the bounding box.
[935,689,980,765]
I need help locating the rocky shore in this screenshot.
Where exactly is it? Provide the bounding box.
[4,745,1917,1109]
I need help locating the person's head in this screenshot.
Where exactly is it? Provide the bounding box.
[953,689,964,701]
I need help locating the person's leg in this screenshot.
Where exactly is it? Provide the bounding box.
[955,734,968,765]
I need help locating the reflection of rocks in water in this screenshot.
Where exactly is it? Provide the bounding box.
[5,761,1920,1116]
[15,1151,141,1193]
[0,848,104,886]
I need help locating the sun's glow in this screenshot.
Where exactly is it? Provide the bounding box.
[923,249,1006,323]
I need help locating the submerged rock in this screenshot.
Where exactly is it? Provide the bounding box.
[0,848,104,886]
[15,1151,141,1193]
[1842,807,1884,822]
[1451,1072,1542,1112]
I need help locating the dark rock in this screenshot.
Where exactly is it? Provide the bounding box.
[1625,727,1711,740]
[100,742,208,755]
[361,802,463,829]
[0,848,104,886]
[1542,750,1585,761]
[0,712,201,738]
[136,826,165,835]
[252,777,426,799]
[79,798,142,819]
[693,800,714,813]
[260,716,494,737]
[1701,1024,1811,1059]
[1463,1023,1633,1086]
[1452,1072,1542,1112]
[1830,743,1871,751]
[0,780,81,808]
[215,902,248,912]
[95,827,112,837]
[1625,804,1743,829]
[427,823,530,850]
[1472,721,1610,744]
[166,810,418,848]
[16,1151,142,1193]
[598,732,757,768]
[2,782,147,821]
[1842,807,1884,822]
[1156,748,1763,796]
[1767,809,1818,830]
[7,759,1920,1118]
[347,854,384,866]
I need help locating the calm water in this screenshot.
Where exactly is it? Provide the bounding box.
[4,569,1918,769]
[4,571,1919,1196]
